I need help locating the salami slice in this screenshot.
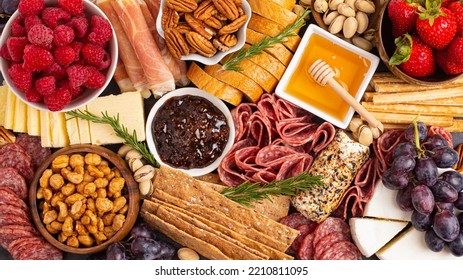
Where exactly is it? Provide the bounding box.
[279,213,312,229]
[296,233,315,260]
[314,231,351,260]
[8,236,43,260]
[0,167,28,200]
[0,204,30,222]
[0,214,30,227]
[0,224,39,248]
[0,151,34,183]
[373,129,405,174]
[0,143,28,156]
[313,217,351,247]
[15,134,51,169]
[319,241,362,260]
[289,224,317,254]
[0,187,30,214]
[18,240,62,260]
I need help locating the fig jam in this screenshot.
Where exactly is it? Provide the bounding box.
[152,95,229,169]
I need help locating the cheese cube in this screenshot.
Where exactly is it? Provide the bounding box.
[87,91,145,145]
[77,105,91,144]
[40,111,52,147]
[50,112,69,147]
[13,97,27,133]
[4,89,16,130]
[26,106,40,136]
[66,115,81,145]
[0,86,8,126]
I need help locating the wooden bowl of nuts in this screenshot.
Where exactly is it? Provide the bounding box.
[311,0,381,51]
[156,0,251,65]
[29,145,140,255]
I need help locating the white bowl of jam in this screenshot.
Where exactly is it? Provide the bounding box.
[146,87,235,176]
[275,24,379,129]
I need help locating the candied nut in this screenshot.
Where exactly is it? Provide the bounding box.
[86,224,98,235]
[186,31,217,57]
[65,193,85,205]
[162,6,180,30]
[78,235,94,247]
[69,154,84,169]
[58,232,68,243]
[47,221,63,234]
[62,216,74,237]
[94,232,107,245]
[194,0,217,20]
[83,170,95,182]
[51,192,65,207]
[97,217,104,231]
[219,14,247,35]
[42,201,51,213]
[81,215,91,225]
[185,13,215,40]
[112,191,122,199]
[102,213,116,226]
[204,16,224,29]
[43,210,58,224]
[52,155,69,169]
[46,224,60,235]
[85,210,98,226]
[96,197,114,213]
[112,197,127,213]
[119,204,129,215]
[71,200,84,215]
[75,221,89,235]
[83,182,97,196]
[36,187,44,199]
[96,188,107,198]
[87,198,96,212]
[103,226,116,239]
[176,22,193,34]
[85,153,102,166]
[40,169,53,188]
[61,183,76,196]
[108,177,125,196]
[56,201,68,222]
[105,171,115,181]
[178,247,200,260]
[98,165,111,176]
[49,174,65,191]
[88,165,104,178]
[213,38,230,52]
[70,201,86,220]
[43,188,53,202]
[112,214,126,231]
[113,168,122,178]
[133,165,155,183]
[166,0,198,13]
[219,33,237,47]
[165,28,190,60]
[62,166,84,184]
[66,236,79,248]
[212,0,239,20]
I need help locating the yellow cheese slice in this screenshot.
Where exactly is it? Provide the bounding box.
[40,111,52,147]
[13,97,27,133]
[247,0,297,27]
[49,112,69,148]
[26,106,40,136]
[87,91,145,145]
[66,116,81,145]
[77,106,91,144]
[0,86,8,126]
[4,89,16,130]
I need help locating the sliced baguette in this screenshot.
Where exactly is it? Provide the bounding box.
[244,43,286,80]
[204,64,264,103]
[247,0,297,27]
[246,29,293,66]
[268,0,296,10]
[187,63,243,106]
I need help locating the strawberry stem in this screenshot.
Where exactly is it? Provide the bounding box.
[389,34,413,66]
[418,0,445,26]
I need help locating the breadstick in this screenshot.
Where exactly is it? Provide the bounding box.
[408,96,463,106]
[362,91,375,102]
[381,123,408,131]
[444,119,463,133]
[372,81,463,93]
[372,87,463,104]
[364,112,454,127]
[361,102,463,117]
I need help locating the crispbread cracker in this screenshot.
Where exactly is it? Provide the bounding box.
[150,188,289,252]
[140,210,230,260]
[143,198,293,260]
[152,204,266,260]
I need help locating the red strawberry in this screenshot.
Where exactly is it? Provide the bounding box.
[447,36,463,65]
[416,1,457,50]
[388,0,424,38]
[390,34,436,77]
[448,0,463,35]
[436,48,463,74]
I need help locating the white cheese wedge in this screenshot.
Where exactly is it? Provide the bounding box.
[363,179,412,222]
[350,217,408,258]
[0,85,8,126]
[50,112,69,147]
[26,106,40,136]
[377,227,462,260]
[40,111,52,147]
[66,116,80,145]
[77,105,91,144]
[4,89,16,130]
[87,91,145,145]
[13,97,27,133]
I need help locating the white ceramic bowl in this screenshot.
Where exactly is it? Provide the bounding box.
[146,87,235,177]
[156,0,251,65]
[275,24,379,129]
[0,0,118,112]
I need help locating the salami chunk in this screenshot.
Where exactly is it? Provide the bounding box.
[15,134,51,168]
[313,217,351,247]
[319,241,362,260]
[0,204,30,221]
[0,167,28,200]
[0,214,31,227]
[289,224,317,254]
[0,187,30,214]
[314,231,350,260]
[279,213,312,229]
[297,233,315,260]
[0,151,34,183]
[0,143,28,156]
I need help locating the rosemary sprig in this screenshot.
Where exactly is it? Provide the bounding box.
[221,171,322,207]
[66,109,159,168]
[221,9,311,72]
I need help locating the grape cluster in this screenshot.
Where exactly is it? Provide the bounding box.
[1,0,20,15]
[383,121,463,256]
[104,221,176,260]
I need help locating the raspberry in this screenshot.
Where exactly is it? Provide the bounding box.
[43,62,67,80]
[42,7,71,29]
[69,41,83,62]
[67,16,88,38]
[18,0,45,16]
[24,15,44,32]
[82,43,106,67]
[53,25,75,47]
[23,45,54,71]
[58,0,84,16]
[84,66,106,89]
[35,76,56,96]
[44,87,72,111]
[28,24,54,49]
[0,44,12,61]
[67,64,90,88]
[87,16,112,46]
[11,17,26,37]
[8,64,33,91]
[25,88,43,102]
[54,45,75,67]
[57,79,84,98]
[6,37,28,62]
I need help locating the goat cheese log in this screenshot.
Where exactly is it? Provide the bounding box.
[291,130,370,223]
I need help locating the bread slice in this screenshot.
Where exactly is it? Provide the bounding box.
[247,13,301,52]
[203,64,264,103]
[268,0,296,10]
[247,0,297,27]
[246,28,293,66]
[187,63,243,106]
[244,43,286,80]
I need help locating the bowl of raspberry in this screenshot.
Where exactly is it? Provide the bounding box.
[0,0,118,112]
[376,0,463,86]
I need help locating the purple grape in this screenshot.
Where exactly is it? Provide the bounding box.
[433,210,460,242]
[425,229,445,252]
[157,241,176,260]
[454,192,463,210]
[435,202,454,212]
[448,231,463,257]
[130,222,156,240]
[441,170,463,192]
[411,184,435,215]
[411,210,433,231]
[431,146,459,168]
[393,142,417,158]
[414,157,438,186]
[391,154,416,175]
[396,184,415,211]
[106,242,127,260]
[131,237,162,260]
[458,212,463,227]
[2,0,19,15]
[423,134,449,151]
[428,180,458,203]
[382,169,409,190]
[404,121,427,143]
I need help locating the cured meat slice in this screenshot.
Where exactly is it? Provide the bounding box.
[276,154,313,181]
[279,213,312,229]
[297,233,315,260]
[313,217,351,247]
[249,111,274,147]
[289,224,316,254]
[18,240,62,260]
[15,134,51,169]
[8,237,42,260]
[428,126,453,147]
[275,95,308,120]
[0,224,39,249]
[0,204,30,222]
[232,103,257,142]
[0,167,28,200]
[373,129,405,174]
[0,187,30,214]
[332,186,365,220]
[305,122,336,154]
[257,93,279,124]
[318,241,362,260]
[313,231,350,260]
[276,117,318,146]
[0,143,27,156]
[0,213,30,227]
[0,151,34,183]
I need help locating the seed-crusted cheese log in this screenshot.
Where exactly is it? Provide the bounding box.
[246,29,293,66]
[247,0,298,27]
[291,130,370,223]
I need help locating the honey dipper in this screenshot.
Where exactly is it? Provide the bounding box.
[308,59,384,138]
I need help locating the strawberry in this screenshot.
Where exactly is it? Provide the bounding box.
[436,48,463,74]
[390,34,436,77]
[441,0,454,7]
[388,0,424,38]
[447,36,463,65]
[448,0,463,35]
[416,0,457,50]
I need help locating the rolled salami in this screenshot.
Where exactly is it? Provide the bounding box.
[291,130,370,223]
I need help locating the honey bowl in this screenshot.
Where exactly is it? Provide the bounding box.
[275,24,379,129]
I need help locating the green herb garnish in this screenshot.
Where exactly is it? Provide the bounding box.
[221,9,310,72]
[221,171,322,207]
[66,110,159,168]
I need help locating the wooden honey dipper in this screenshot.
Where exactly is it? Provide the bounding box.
[308,59,384,140]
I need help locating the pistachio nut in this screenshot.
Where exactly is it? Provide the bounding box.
[352,36,373,51]
[329,15,346,34]
[125,149,143,161]
[117,144,134,158]
[370,123,384,139]
[343,16,358,38]
[355,0,375,14]
[358,125,373,147]
[299,0,312,8]
[323,10,339,25]
[128,158,144,172]
[356,11,369,34]
[337,3,356,17]
[139,180,153,197]
[133,165,156,183]
[349,117,364,133]
[345,0,357,10]
[362,28,376,41]
[314,0,329,13]
[328,0,344,11]
[293,4,311,20]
